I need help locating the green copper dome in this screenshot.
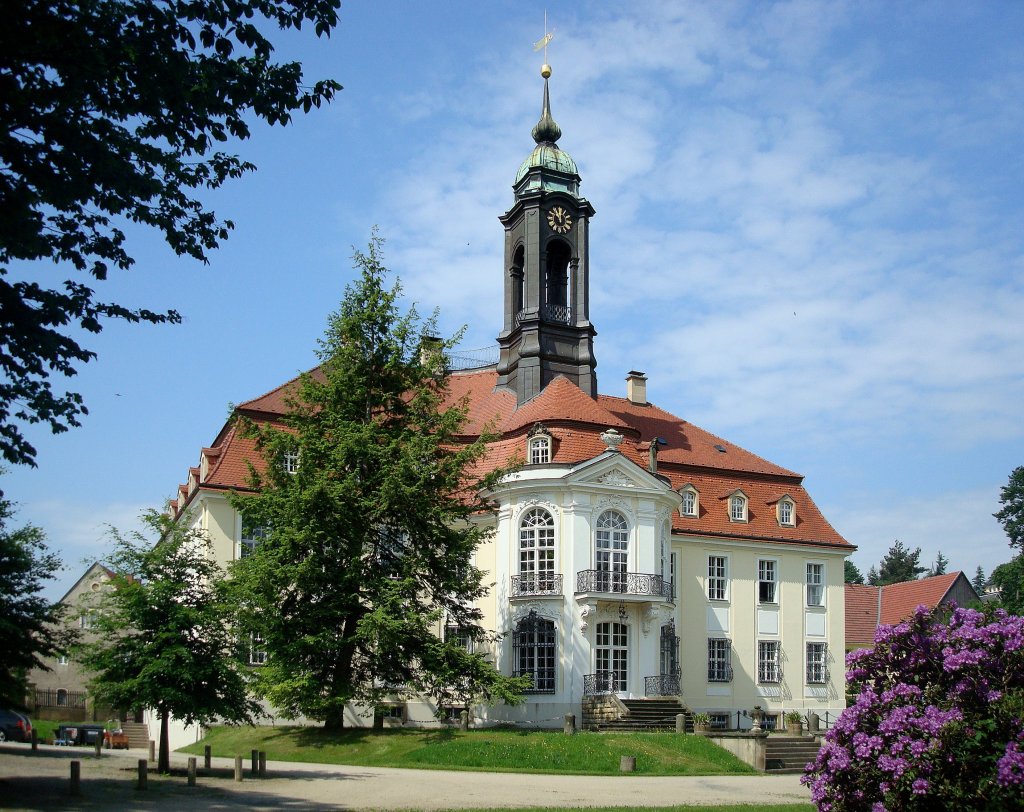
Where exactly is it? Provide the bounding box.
[514,67,580,192]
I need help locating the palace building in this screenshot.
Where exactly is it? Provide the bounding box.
[169,62,852,734]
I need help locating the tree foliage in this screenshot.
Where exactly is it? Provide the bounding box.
[995,466,1024,552]
[0,0,342,467]
[991,556,1024,616]
[928,550,949,577]
[0,499,69,707]
[804,605,1024,810]
[845,559,865,585]
[229,236,527,728]
[78,511,259,772]
[869,540,926,586]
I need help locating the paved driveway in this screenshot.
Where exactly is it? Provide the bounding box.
[0,743,811,810]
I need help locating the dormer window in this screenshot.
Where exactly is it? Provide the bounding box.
[777,497,795,527]
[728,491,748,522]
[680,485,699,518]
[527,423,553,465]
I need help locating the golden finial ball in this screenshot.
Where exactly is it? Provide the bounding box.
[541,64,552,79]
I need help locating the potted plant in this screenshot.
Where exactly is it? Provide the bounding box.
[692,712,711,734]
[785,711,803,735]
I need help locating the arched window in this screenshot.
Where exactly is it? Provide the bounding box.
[778,497,795,526]
[680,485,699,517]
[544,240,571,322]
[512,611,556,693]
[519,508,555,592]
[511,245,525,317]
[595,510,628,593]
[729,493,748,522]
[56,688,68,707]
[596,621,629,692]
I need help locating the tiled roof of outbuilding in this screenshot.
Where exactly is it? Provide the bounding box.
[845,583,882,648]
[878,572,963,625]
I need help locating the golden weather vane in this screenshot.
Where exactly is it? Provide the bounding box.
[533,10,554,76]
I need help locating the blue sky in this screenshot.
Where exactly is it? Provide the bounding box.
[6,1,1024,599]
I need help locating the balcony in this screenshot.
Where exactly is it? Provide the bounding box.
[644,674,680,697]
[583,670,621,695]
[510,574,563,598]
[575,570,672,600]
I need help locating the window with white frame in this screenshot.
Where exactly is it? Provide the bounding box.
[57,654,69,666]
[249,632,267,666]
[79,612,96,630]
[758,640,780,683]
[806,562,825,607]
[707,555,728,601]
[519,508,555,592]
[283,449,299,474]
[240,521,269,559]
[595,510,629,593]
[778,497,795,526]
[680,486,698,517]
[707,638,732,682]
[758,559,777,604]
[729,493,748,522]
[806,642,828,683]
[670,552,678,601]
[444,623,473,652]
[528,435,551,465]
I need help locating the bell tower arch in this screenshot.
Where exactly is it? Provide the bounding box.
[496,63,597,406]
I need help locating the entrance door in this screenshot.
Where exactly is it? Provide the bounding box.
[596,621,629,694]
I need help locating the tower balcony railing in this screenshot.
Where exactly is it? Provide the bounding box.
[510,574,563,598]
[542,304,570,324]
[575,570,673,600]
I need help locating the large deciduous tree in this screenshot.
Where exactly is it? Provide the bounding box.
[0,499,68,707]
[78,512,259,772]
[229,236,526,729]
[869,540,926,586]
[0,0,342,467]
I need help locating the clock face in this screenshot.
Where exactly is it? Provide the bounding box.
[547,206,573,234]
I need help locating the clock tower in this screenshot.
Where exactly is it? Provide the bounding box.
[496,64,597,406]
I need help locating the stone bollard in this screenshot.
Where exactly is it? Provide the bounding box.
[675,713,685,735]
[620,755,636,773]
[258,751,267,778]
[70,760,81,796]
[808,712,821,733]
[31,728,38,752]
[234,755,243,782]
[563,713,576,735]
[204,744,212,770]
[137,759,148,790]
[459,710,469,731]
[94,736,102,758]
[251,748,259,777]
[187,757,197,787]
[148,740,155,763]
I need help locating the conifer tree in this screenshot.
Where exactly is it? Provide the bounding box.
[844,559,865,584]
[994,466,1024,551]
[929,551,950,577]
[870,540,926,586]
[972,566,987,594]
[229,236,526,729]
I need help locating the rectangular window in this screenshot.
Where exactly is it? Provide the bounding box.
[670,552,678,600]
[444,624,473,653]
[807,642,828,683]
[240,522,269,559]
[707,556,727,601]
[529,438,550,465]
[249,633,267,666]
[283,450,299,474]
[709,713,730,730]
[707,638,732,682]
[57,655,69,666]
[79,612,96,630]
[757,640,780,683]
[758,559,777,604]
[806,563,825,607]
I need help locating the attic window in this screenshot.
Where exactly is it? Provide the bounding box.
[714,444,727,453]
[729,493,748,522]
[778,497,795,527]
[680,485,699,518]
[527,423,553,465]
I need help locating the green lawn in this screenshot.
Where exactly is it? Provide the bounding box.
[454,807,812,812]
[182,726,758,776]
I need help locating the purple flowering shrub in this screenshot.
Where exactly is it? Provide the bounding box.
[802,605,1024,811]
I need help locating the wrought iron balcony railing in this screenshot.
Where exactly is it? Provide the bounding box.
[510,574,563,598]
[583,670,621,695]
[575,570,673,599]
[644,674,681,697]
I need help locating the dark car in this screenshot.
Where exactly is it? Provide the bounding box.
[0,708,32,743]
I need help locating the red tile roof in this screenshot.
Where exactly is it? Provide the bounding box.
[175,366,851,549]
[845,583,882,648]
[878,572,963,625]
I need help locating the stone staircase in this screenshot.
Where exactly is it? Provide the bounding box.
[764,734,821,774]
[592,698,691,732]
[120,721,151,750]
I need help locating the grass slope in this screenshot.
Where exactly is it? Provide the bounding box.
[183,727,757,776]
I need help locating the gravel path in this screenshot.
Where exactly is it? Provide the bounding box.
[0,742,811,810]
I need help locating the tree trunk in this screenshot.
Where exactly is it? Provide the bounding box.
[324,709,345,731]
[158,705,170,773]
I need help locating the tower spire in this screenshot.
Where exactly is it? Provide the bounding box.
[531,13,561,144]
